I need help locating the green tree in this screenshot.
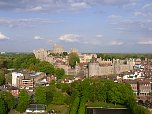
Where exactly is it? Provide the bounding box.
[51,92,66,105]
[13,55,26,69]
[46,83,57,105]
[35,86,46,104]
[0,98,6,114]
[77,79,91,101]
[0,91,16,110]
[57,83,69,92]
[55,68,65,79]
[68,52,80,68]
[0,60,8,69]
[63,52,68,56]
[5,73,12,85]
[37,61,54,75]
[0,69,5,85]
[70,96,80,114]
[16,90,30,113]
[12,54,39,69]
[78,97,86,114]
[90,81,107,102]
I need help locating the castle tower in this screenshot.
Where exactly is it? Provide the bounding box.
[88,56,99,77]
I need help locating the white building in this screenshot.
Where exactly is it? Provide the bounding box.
[12,72,23,87]
[52,43,64,54]
[69,48,79,54]
[33,48,48,61]
[79,54,97,63]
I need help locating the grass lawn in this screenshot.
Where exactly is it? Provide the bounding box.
[86,102,126,108]
[47,104,70,114]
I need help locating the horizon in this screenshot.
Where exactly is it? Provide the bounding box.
[0,0,152,53]
[1,51,152,55]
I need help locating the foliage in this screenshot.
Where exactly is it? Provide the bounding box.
[13,54,38,69]
[68,52,80,68]
[46,83,57,105]
[0,98,7,114]
[78,97,86,114]
[0,55,10,69]
[0,91,16,110]
[16,89,30,113]
[36,61,55,75]
[46,83,67,105]
[55,68,65,79]
[47,104,69,114]
[76,79,91,101]
[127,98,151,114]
[69,96,80,114]
[2,53,60,76]
[97,53,152,60]
[68,79,150,114]
[5,73,12,84]
[0,52,151,114]
[86,101,125,108]
[46,86,54,105]
[63,52,68,56]
[0,69,5,85]
[57,83,69,93]
[35,86,47,104]
[51,92,66,105]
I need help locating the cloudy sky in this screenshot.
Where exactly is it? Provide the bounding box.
[0,0,152,53]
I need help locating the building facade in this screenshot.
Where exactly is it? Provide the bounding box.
[88,59,135,77]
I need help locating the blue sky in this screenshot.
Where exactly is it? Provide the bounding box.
[0,0,152,53]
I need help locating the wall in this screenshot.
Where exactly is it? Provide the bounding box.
[88,59,135,77]
[12,72,23,87]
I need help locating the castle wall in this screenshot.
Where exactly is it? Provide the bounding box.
[88,59,135,77]
[89,63,100,77]
[98,66,114,76]
[120,65,131,73]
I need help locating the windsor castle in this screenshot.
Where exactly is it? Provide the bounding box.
[33,44,135,77]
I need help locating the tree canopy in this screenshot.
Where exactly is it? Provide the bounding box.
[55,68,65,79]
[68,52,80,68]
[0,69,5,85]
[35,86,47,104]
[0,98,6,114]
[16,89,30,113]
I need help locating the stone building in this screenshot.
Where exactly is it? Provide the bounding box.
[124,79,152,97]
[70,48,79,54]
[33,48,48,61]
[52,43,64,54]
[79,54,97,63]
[88,58,135,77]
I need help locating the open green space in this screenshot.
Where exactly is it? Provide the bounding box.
[47,104,69,114]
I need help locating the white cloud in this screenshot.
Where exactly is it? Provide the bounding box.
[108,15,121,19]
[142,3,152,9]
[27,6,44,12]
[134,12,142,16]
[70,2,89,10]
[111,41,124,45]
[0,0,138,12]
[102,0,130,5]
[96,34,103,38]
[138,40,152,45]
[33,36,44,40]
[108,13,152,34]
[134,11,152,17]
[0,18,62,28]
[59,34,80,42]
[0,32,9,40]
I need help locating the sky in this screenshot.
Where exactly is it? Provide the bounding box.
[0,0,152,53]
